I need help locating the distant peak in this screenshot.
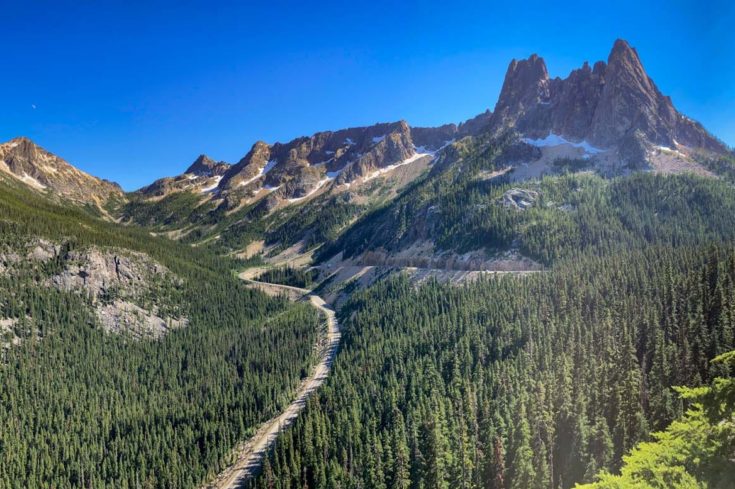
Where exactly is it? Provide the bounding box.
[611,38,632,52]
[492,53,550,121]
[508,53,549,80]
[607,38,641,67]
[185,155,214,174]
[5,136,33,146]
[185,154,230,177]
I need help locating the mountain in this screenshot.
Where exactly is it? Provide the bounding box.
[137,155,231,198]
[134,120,477,209]
[3,37,735,489]
[184,154,231,177]
[122,40,729,246]
[6,40,731,263]
[0,169,319,487]
[0,137,123,205]
[489,39,728,168]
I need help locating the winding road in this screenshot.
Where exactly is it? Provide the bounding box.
[202,276,341,489]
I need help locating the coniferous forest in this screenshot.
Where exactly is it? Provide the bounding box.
[3,9,735,488]
[247,246,735,489]
[0,180,320,487]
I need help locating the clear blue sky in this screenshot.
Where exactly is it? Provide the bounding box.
[2,0,733,190]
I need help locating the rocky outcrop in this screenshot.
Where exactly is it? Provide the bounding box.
[49,248,168,300]
[457,110,493,137]
[2,241,186,339]
[97,300,186,339]
[501,188,539,210]
[489,39,728,165]
[137,155,230,198]
[48,248,188,338]
[185,155,231,177]
[221,121,420,197]
[0,137,124,204]
[132,111,493,210]
[220,141,273,190]
[48,246,187,338]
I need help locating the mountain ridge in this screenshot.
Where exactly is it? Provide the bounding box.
[3,39,731,223]
[0,136,124,205]
[489,39,729,163]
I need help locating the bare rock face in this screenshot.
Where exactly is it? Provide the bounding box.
[49,248,167,300]
[501,188,539,210]
[412,123,461,152]
[47,247,187,338]
[491,54,551,133]
[220,141,273,190]
[184,154,231,177]
[2,241,187,340]
[549,61,606,140]
[131,108,494,211]
[457,110,493,137]
[336,121,415,183]
[0,137,124,204]
[97,300,186,340]
[589,40,676,148]
[215,120,427,203]
[489,39,728,165]
[137,155,231,198]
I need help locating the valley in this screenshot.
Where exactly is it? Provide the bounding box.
[205,277,340,489]
[1,35,734,489]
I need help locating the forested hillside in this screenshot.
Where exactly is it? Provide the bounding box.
[580,350,735,488]
[321,134,735,266]
[0,178,321,488]
[248,246,735,489]
[3,14,735,489]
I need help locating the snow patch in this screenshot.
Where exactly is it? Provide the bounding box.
[238,159,278,187]
[200,176,222,193]
[372,135,385,144]
[522,134,603,155]
[20,173,47,190]
[287,178,332,203]
[344,138,355,146]
[414,139,454,156]
[652,145,686,158]
[363,151,432,182]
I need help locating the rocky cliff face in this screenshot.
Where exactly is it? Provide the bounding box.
[21,38,725,214]
[137,155,231,198]
[0,137,123,204]
[185,155,231,177]
[489,39,728,163]
[220,121,424,196]
[140,118,480,207]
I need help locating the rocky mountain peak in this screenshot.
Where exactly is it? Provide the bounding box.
[590,39,675,148]
[493,54,550,120]
[0,137,123,204]
[185,155,230,176]
[608,39,640,66]
[488,39,728,162]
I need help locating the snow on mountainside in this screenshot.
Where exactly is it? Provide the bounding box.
[488,39,729,169]
[4,39,730,229]
[0,137,123,206]
[134,118,487,212]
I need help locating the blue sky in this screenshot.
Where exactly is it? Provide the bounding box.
[2,0,733,190]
